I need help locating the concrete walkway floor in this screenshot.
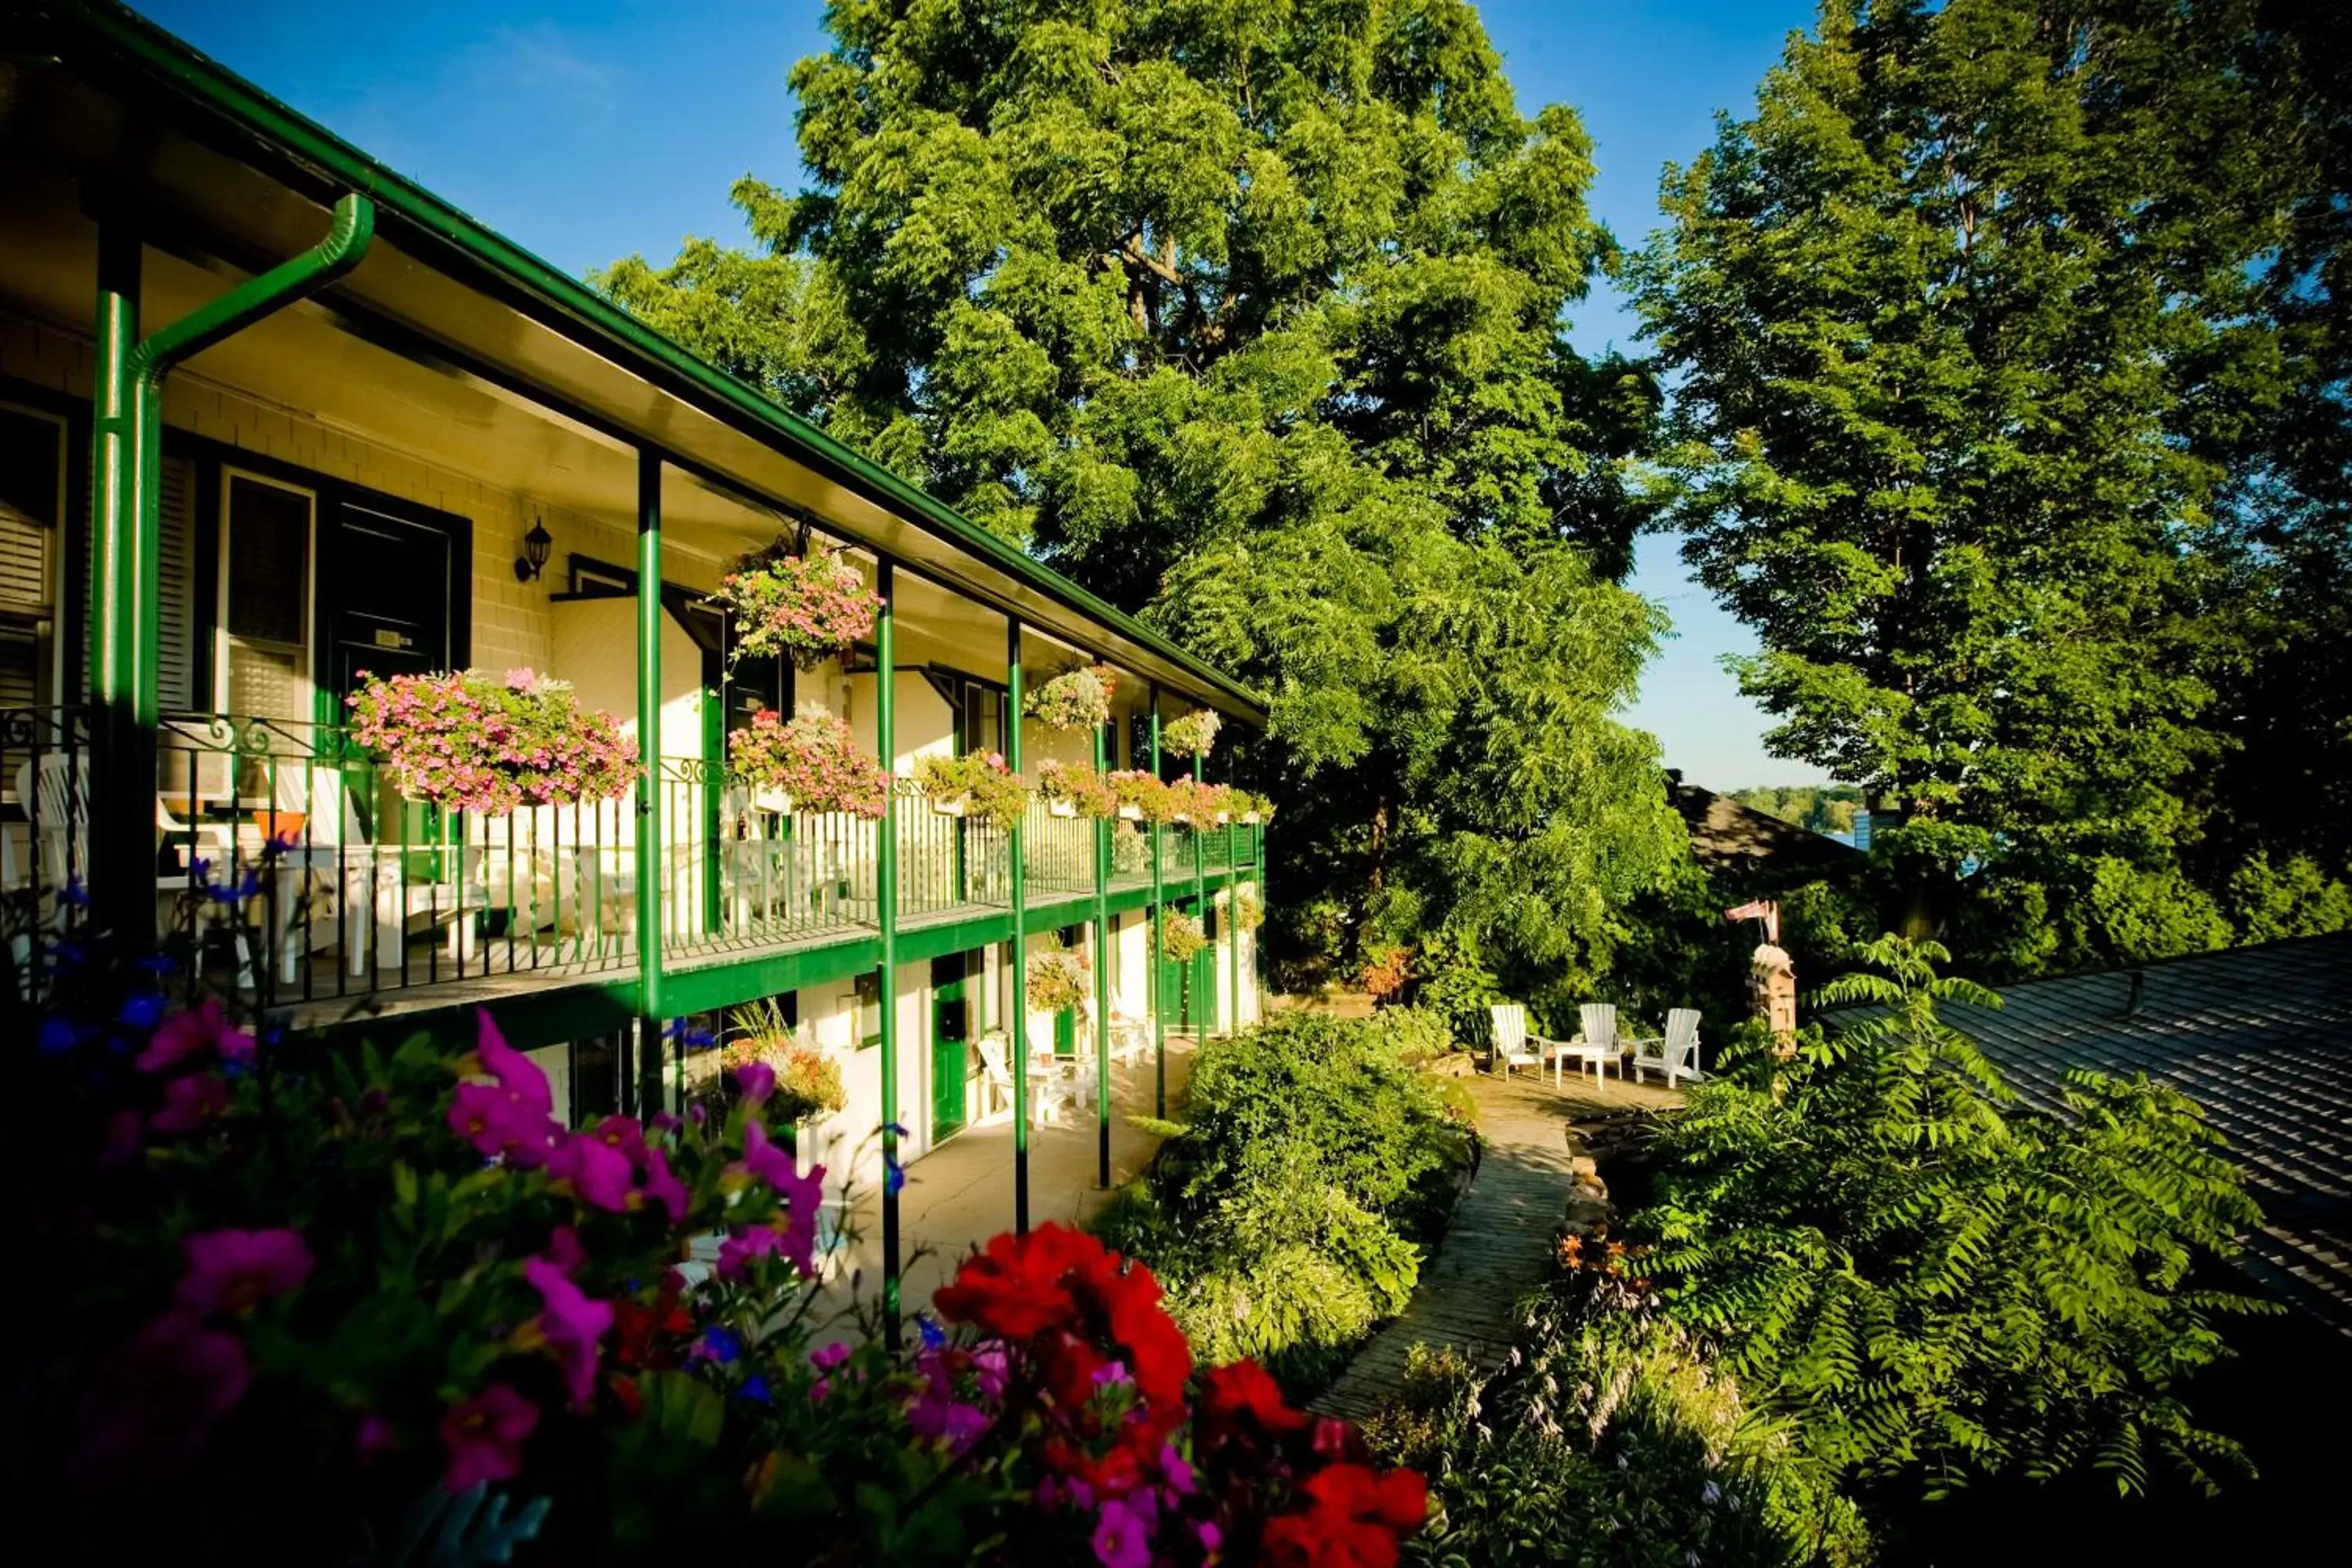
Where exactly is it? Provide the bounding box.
[1312,1066,1682,1421]
[813,1036,1199,1327]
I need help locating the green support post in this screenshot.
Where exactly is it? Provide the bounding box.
[1192,752,1207,1035]
[876,560,901,1343]
[635,452,665,1117]
[1007,620,1029,1232]
[1093,706,1112,1189]
[1148,685,1165,1119]
[1254,786,1268,1022]
[1227,750,1240,1040]
[88,194,372,939]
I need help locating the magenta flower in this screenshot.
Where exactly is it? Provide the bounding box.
[714,1223,787,1280]
[548,1130,634,1212]
[733,1060,777,1105]
[438,1382,538,1493]
[809,1340,851,1400]
[354,1411,397,1464]
[95,1107,145,1172]
[1090,1497,1153,1568]
[70,1310,249,1493]
[176,1228,313,1316]
[149,1072,229,1136]
[739,1118,796,1190]
[639,1146,690,1225]
[472,1012,553,1117]
[448,1082,557,1167]
[523,1256,613,1409]
[588,1113,648,1163]
[544,1224,585,1276]
[134,997,257,1074]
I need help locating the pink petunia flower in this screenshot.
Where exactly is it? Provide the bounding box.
[522,1257,613,1409]
[548,1130,635,1213]
[149,1073,230,1136]
[70,1309,249,1493]
[134,998,256,1074]
[176,1228,313,1315]
[437,1382,538,1493]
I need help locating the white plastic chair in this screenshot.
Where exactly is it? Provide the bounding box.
[1488,1004,1559,1078]
[1553,1003,1622,1087]
[1629,1008,1703,1087]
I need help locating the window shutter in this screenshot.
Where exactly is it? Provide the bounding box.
[157,455,193,710]
[0,407,61,710]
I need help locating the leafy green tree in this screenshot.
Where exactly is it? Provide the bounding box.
[1639,936,2272,1499]
[601,0,1686,996]
[1630,0,2336,971]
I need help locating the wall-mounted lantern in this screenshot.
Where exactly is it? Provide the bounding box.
[514,516,553,583]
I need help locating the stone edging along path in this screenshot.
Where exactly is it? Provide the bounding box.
[1309,1073,1613,1423]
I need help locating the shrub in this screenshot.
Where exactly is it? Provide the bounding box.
[1388,1274,1872,1568]
[1096,1014,1468,1392]
[727,710,891,817]
[914,750,1028,833]
[347,668,637,813]
[712,543,881,668]
[1367,1005,1451,1066]
[1637,936,2273,1500]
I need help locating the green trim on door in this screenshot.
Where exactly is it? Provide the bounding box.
[931,953,973,1142]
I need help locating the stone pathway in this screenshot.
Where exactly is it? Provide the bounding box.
[1310,1069,1679,1421]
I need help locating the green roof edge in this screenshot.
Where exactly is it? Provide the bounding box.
[43,0,1269,721]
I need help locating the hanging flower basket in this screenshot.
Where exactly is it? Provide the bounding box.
[1026,947,1091,1013]
[1234,887,1265,933]
[914,751,1028,833]
[750,786,795,815]
[1162,708,1221,759]
[728,710,890,818]
[1025,665,1116,731]
[347,668,636,815]
[713,541,883,670]
[1161,912,1209,963]
[1036,759,1119,820]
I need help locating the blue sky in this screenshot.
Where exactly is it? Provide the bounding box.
[136,0,1824,787]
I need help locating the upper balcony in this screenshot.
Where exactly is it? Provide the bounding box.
[0,702,1263,1017]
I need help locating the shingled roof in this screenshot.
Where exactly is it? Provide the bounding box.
[1938,933,2352,1336]
[1671,783,1858,880]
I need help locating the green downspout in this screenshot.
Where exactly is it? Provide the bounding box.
[1006,620,1029,1232]
[89,192,373,936]
[1148,686,1165,1119]
[876,561,901,1344]
[635,452,665,1116]
[1093,710,1112,1189]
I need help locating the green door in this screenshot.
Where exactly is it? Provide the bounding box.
[931,954,972,1142]
[1054,1001,1076,1058]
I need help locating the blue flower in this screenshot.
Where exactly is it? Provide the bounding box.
[734,1374,773,1404]
[696,1327,743,1365]
[37,1016,79,1055]
[884,1156,905,1196]
[60,876,91,909]
[915,1314,945,1350]
[117,991,167,1029]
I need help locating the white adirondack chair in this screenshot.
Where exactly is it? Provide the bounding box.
[1553,1003,1622,1087]
[1629,1007,1704,1087]
[1488,1003,1564,1078]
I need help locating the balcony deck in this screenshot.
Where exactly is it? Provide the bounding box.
[5,706,1261,1033]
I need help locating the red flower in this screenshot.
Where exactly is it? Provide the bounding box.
[1261,1463,1428,1568]
[1198,1359,1308,1447]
